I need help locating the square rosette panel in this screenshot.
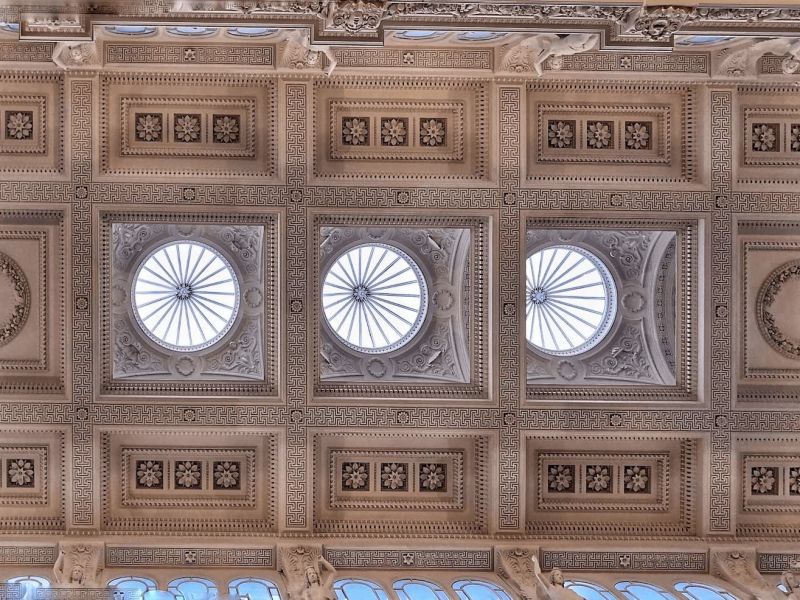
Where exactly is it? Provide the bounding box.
[524,217,701,403]
[101,428,276,534]
[311,214,490,402]
[313,430,490,536]
[100,211,278,399]
[737,218,800,403]
[734,435,800,538]
[0,429,66,532]
[525,433,700,538]
[0,209,65,396]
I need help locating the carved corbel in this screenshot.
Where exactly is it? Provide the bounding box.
[278,545,337,600]
[711,550,785,600]
[497,548,583,600]
[52,542,104,588]
[716,37,800,78]
[499,33,599,77]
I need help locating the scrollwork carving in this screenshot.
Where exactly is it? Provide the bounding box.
[205,321,263,377]
[397,325,457,379]
[592,230,652,280]
[113,322,165,376]
[325,0,387,34]
[623,6,695,41]
[588,326,653,381]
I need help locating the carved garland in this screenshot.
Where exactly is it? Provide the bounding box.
[0,252,30,348]
[757,259,800,359]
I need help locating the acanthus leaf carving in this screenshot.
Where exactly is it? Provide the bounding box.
[205,320,263,378]
[397,324,458,380]
[113,322,166,377]
[325,0,387,35]
[622,6,696,41]
[592,230,652,280]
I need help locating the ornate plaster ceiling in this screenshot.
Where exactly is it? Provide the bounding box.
[1,1,800,597]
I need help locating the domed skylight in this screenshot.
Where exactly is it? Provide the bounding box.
[132,241,239,352]
[525,245,617,356]
[322,243,428,354]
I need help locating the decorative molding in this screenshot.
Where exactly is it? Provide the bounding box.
[105,545,274,568]
[540,549,708,572]
[104,43,274,66]
[325,548,492,569]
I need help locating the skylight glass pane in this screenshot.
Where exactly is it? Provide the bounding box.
[525,244,617,356]
[322,243,428,354]
[132,241,240,352]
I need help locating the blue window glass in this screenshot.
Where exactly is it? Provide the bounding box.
[333,579,389,600]
[165,27,217,37]
[0,22,20,33]
[674,583,739,600]
[228,578,282,600]
[107,576,158,600]
[226,27,278,38]
[565,580,618,600]
[7,577,49,600]
[615,582,676,600]
[452,580,512,600]
[167,578,218,600]
[393,579,450,600]
[457,31,507,42]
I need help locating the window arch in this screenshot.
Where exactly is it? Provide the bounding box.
[7,577,49,600]
[167,578,218,600]
[452,580,512,600]
[333,579,389,600]
[393,579,450,600]
[565,580,618,600]
[228,578,282,600]
[615,582,676,600]
[107,576,158,600]
[674,583,740,600]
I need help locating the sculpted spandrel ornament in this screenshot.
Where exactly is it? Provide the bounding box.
[278,545,336,600]
[498,549,582,600]
[712,551,785,600]
[52,42,100,70]
[718,37,800,77]
[279,29,338,76]
[53,543,104,588]
[500,34,598,76]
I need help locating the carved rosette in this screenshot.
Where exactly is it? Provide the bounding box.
[757,259,800,360]
[0,252,30,347]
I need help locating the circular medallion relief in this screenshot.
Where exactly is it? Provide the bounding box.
[132,241,240,352]
[757,260,800,360]
[525,245,617,356]
[0,252,30,347]
[321,243,428,354]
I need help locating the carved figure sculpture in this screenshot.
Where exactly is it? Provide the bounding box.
[279,29,338,76]
[51,42,100,70]
[718,37,800,77]
[497,548,582,600]
[279,545,336,600]
[713,551,786,600]
[52,543,103,588]
[781,562,800,599]
[500,34,598,76]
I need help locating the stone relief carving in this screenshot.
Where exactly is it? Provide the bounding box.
[325,0,387,35]
[278,545,336,600]
[498,548,582,600]
[713,551,786,600]
[52,543,103,588]
[622,6,694,41]
[757,260,800,360]
[500,34,599,76]
[782,562,800,599]
[588,325,655,382]
[205,320,264,378]
[113,323,166,377]
[717,37,800,77]
[0,252,30,348]
[592,230,652,281]
[51,43,100,70]
[279,29,337,76]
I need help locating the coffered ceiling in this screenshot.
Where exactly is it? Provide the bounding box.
[0,0,800,591]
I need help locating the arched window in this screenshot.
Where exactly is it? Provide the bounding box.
[565,580,618,600]
[107,576,158,600]
[615,582,676,600]
[333,579,389,600]
[167,578,218,600]
[393,579,450,600]
[674,583,739,600]
[7,577,49,600]
[228,578,282,600]
[452,580,512,600]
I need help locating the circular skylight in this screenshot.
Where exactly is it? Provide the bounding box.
[132,241,240,352]
[322,243,428,354]
[525,245,617,356]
